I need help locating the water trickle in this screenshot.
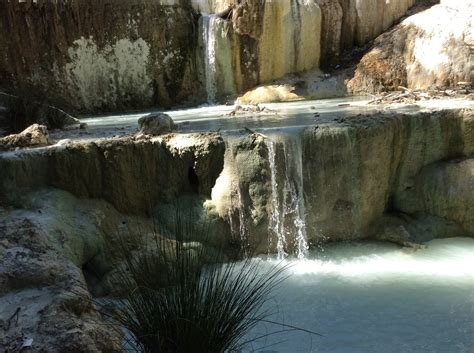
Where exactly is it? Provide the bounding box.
[201,15,218,104]
[225,139,249,254]
[266,134,309,259]
[283,135,309,259]
[267,140,287,260]
[237,185,249,255]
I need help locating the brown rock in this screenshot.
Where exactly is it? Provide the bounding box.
[348,2,473,94]
[138,113,177,136]
[0,124,49,151]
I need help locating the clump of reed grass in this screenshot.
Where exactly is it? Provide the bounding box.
[101,213,288,353]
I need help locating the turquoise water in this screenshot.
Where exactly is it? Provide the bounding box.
[244,238,474,353]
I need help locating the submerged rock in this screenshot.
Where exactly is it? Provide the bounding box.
[137,113,177,136]
[0,124,49,151]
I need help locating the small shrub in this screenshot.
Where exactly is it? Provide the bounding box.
[1,84,74,133]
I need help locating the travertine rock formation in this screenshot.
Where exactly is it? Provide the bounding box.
[209,109,474,247]
[0,0,418,110]
[348,1,473,93]
[0,216,122,352]
[0,0,198,111]
[0,133,225,214]
[1,108,473,349]
[0,124,49,151]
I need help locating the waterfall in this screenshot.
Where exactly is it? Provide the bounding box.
[266,134,309,259]
[201,14,218,104]
[220,134,309,259]
[237,185,249,255]
[267,140,288,260]
[224,139,249,254]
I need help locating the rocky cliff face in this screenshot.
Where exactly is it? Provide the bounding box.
[0,0,199,111]
[0,0,417,111]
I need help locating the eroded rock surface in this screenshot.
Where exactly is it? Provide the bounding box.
[0,0,420,109]
[348,1,473,93]
[0,0,198,111]
[208,108,474,248]
[0,133,225,214]
[0,124,49,151]
[1,107,473,349]
[395,158,474,236]
[0,217,122,352]
[302,109,473,242]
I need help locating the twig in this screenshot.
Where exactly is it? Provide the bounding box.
[0,91,76,121]
[6,307,21,330]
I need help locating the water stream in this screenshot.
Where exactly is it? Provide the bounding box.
[201,14,218,104]
[267,139,287,260]
[266,133,309,259]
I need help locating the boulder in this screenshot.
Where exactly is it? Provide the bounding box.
[348,2,473,93]
[236,84,301,105]
[137,113,177,136]
[0,124,49,151]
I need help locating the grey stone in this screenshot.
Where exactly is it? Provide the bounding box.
[138,113,177,136]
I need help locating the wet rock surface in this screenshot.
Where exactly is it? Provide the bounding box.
[1,106,473,350]
[301,109,473,243]
[209,108,474,247]
[394,158,474,236]
[0,0,198,111]
[0,0,420,109]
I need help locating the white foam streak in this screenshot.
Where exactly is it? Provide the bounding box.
[273,238,474,280]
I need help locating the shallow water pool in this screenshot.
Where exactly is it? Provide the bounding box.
[243,238,474,353]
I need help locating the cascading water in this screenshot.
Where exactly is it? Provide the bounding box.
[266,133,309,259]
[201,14,218,104]
[267,140,288,260]
[225,139,249,254]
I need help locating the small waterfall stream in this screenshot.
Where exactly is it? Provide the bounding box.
[201,14,218,103]
[267,140,287,260]
[224,132,309,259]
[283,136,309,259]
[265,133,309,259]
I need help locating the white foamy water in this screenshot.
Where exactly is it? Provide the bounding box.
[201,14,218,104]
[243,238,474,353]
